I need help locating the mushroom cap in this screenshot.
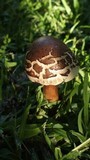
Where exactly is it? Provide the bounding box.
[25,36,79,85]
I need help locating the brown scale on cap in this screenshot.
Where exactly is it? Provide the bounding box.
[25,36,79,102]
[39,57,55,65]
[25,61,31,68]
[33,63,42,74]
[60,69,70,76]
[43,69,56,79]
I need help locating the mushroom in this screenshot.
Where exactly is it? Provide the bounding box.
[25,36,79,102]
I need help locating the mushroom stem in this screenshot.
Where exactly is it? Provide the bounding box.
[43,85,59,102]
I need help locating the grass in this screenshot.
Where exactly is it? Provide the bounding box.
[0,0,90,160]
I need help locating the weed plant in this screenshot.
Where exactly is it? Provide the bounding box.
[0,0,90,160]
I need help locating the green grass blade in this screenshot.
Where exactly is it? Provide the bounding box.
[73,0,80,12]
[23,124,41,138]
[83,72,89,126]
[61,0,72,15]
[69,84,79,104]
[62,150,79,160]
[70,130,86,143]
[43,130,52,150]
[78,108,83,134]
[54,147,62,160]
[18,105,31,140]
[36,86,43,105]
[69,21,80,34]
[72,138,90,152]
